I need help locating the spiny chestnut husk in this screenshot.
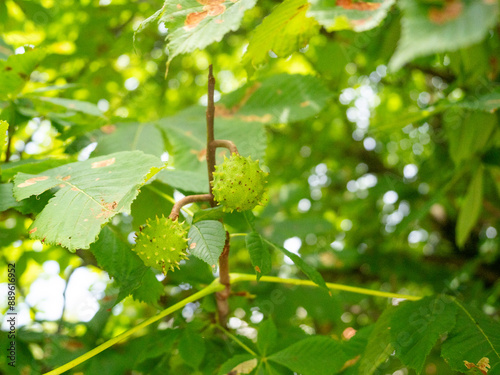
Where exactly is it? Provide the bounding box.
[211,153,268,212]
[133,215,188,274]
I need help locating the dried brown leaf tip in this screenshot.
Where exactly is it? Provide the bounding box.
[429,0,463,24]
[464,357,490,375]
[337,0,381,11]
[18,176,49,188]
[184,0,227,30]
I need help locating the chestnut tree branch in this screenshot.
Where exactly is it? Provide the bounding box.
[206,65,216,207]
[210,139,239,155]
[168,194,213,221]
[205,65,231,327]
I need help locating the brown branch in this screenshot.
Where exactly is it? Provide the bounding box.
[216,231,231,325]
[168,194,212,221]
[205,65,231,327]
[210,139,239,155]
[206,65,216,207]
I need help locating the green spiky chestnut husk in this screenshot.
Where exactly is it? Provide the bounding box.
[133,215,188,274]
[211,153,268,212]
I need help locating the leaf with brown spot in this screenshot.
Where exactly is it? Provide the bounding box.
[389,0,498,71]
[91,157,116,168]
[337,0,380,11]
[217,74,332,124]
[184,11,208,30]
[13,151,162,251]
[205,3,225,16]
[464,357,490,374]
[428,1,463,24]
[187,221,225,267]
[246,232,271,281]
[136,0,257,67]
[243,0,319,73]
[190,148,207,161]
[215,83,261,117]
[17,176,49,188]
[308,0,394,32]
[100,124,117,134]
[29,227,37,234]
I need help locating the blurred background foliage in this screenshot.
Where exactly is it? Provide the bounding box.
[0,0,499,374]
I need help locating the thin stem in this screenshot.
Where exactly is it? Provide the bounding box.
[215,324,258,357]
[43,279,225,375]
[230,273,422,301]
[147,185,195,217]
[168,193,212,220]
[210,139,239,155]
[229,233,248,238]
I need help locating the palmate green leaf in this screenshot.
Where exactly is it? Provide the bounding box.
[246,232,272,281]
[178,328,206,370]
[0,48,46,100]
[30,96,103,117]
[441,300,500,374]
[359,306,396,375]
[130,270,165,305]
[132,329,180,367]
[89,226,163,303]
[257,319,278,356]
[217,74,332,124]
[192,206,225,223]
[390,296,457,374]
[265,239,329,292]
[371,105,445,133]
[268,336,347,375]
[92,123,165,157]
[390,0,498,71]
[490,167,500,199]
[341,325,374,358]
[0,183,20,212]
[456,166,484,248]
[242,0,319,73]
[187,220,226,267]
[458,89,500,113]
[447,111,497,166]
[308,0,395,32]
[130,182,175,230]
[140,0,256,67]
[13,151,163,251]
[217,354,257,375]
